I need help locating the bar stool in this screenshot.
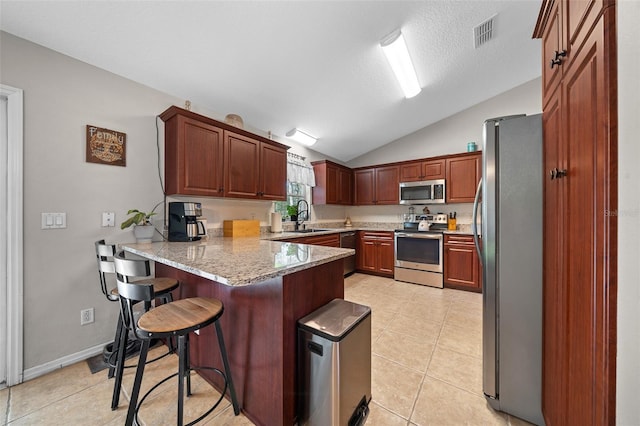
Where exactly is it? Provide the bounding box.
[94,240,179,410]
[113,251,240,426]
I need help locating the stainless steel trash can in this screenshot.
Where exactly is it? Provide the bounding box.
[298,298,372,426]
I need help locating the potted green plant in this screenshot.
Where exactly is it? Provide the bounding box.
[286,205,298,222]
[121,208,157,243]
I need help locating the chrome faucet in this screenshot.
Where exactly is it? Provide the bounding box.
[295,200,309,231]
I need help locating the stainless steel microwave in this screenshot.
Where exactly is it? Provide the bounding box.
[399,179,446,204]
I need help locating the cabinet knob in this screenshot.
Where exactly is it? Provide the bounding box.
[550,50,567,68]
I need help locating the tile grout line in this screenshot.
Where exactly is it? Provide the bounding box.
[405,298,453,425]
[4,388,10,426]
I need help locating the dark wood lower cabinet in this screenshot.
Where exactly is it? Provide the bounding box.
[356,231,394,277]
[443,234,481,292]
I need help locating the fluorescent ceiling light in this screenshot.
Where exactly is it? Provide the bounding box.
[286,128,317,146]
[380,29,421,99]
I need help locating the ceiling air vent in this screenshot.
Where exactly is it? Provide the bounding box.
[474,15,496,48]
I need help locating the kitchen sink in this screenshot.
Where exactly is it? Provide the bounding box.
[292,228,330,233]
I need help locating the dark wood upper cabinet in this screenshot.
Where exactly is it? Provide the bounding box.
[311,160,353,205]
[445,153,481,203]
[224,130,288,200]
[399,159,445,182]
[534,1,617,424]
[160,106,288,201]
[354,165,399,205]
[224,130,260,199]
[163,114,225,197]
[260,142,288,200]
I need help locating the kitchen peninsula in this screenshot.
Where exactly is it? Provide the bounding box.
[122,238,353,426]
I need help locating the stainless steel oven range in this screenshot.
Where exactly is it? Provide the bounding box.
[394,214,447,288]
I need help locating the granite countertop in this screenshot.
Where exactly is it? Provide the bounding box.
[122,238,354,287]
[262,224,475,240]
[263,227,358,241]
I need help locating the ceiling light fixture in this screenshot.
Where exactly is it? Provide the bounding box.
[380,29,421,99]
[286,128,317,146]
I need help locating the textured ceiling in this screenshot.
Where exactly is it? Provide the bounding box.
[0,1,542,162]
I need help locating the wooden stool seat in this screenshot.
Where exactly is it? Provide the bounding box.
[108,276,180,299]
[138,297,223,335]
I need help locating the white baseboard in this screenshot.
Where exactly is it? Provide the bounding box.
[22,342,110,383]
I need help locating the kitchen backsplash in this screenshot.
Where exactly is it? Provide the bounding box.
[165,195,476,234]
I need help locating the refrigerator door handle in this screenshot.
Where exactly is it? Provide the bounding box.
[472,178,483,265]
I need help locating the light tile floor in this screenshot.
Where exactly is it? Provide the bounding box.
[1,273,533,425]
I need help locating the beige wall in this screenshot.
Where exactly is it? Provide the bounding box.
[0,32,178,369]
[616,1,639,424]
[346,77,541,168]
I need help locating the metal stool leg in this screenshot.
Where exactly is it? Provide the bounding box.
[185,334,192,397]
[215,321,240,415]
[177,335,187,426]
[108,313,124,379]
[111,318,129,410]
[125,339,150,426]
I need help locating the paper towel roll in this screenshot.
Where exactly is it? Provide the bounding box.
[271,212,282,233]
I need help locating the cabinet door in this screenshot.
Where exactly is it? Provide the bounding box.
[399,162,423,182]
[542,82,566,425]
[324,165,340,204]
[375,165,399,205]
[556,11,615,424]
[354,169,376,205]
[446,154,481,203]
[338,168,353,205]
[259,142,287,200]
[444,240,480,290]
[165,116,224,196]
[224,131,260,199]
[377,237,395,276]
[565,0,606,56]
[541,0,565,107]
[357,237,377,272]
[422,159,446,179]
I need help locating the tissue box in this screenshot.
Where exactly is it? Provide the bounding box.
[223,220,260,237]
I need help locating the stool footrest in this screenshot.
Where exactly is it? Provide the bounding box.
[133,367,230,426]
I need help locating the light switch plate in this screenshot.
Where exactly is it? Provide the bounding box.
[41,212,66,229]
[102,212,115,227]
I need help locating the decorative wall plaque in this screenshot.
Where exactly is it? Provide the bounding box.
[86,125,126,166]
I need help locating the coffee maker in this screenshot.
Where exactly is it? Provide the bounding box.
[168,202,205,242]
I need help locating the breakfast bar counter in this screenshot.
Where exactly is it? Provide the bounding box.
[122,238,353,426]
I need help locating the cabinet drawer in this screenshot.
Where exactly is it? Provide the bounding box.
[359,231,393,240]
[444,234,475,245]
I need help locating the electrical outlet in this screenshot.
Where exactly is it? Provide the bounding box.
[81,308,94,325]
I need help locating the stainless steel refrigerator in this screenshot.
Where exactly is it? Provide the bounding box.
[472,114,544,425]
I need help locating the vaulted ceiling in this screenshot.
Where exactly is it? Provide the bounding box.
[0,1,542,162]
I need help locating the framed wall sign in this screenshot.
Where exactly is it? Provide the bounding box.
[86,125,126,166]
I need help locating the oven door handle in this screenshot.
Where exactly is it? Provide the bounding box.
[395,232,442,240]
